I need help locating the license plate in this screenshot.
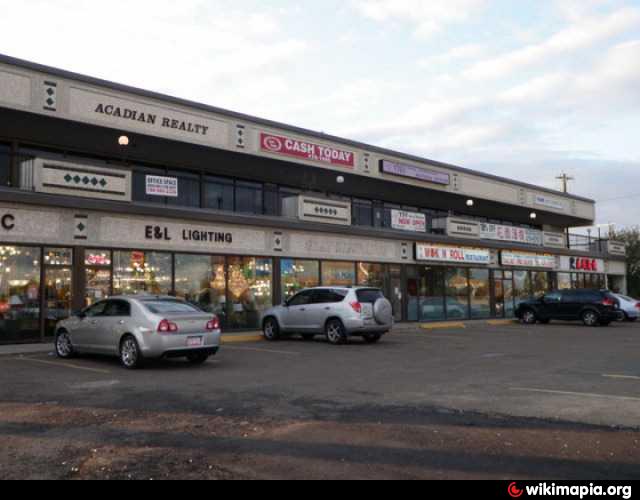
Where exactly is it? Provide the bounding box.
[187,337,203,347]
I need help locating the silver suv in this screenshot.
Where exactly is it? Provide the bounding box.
[262,287,394,345]
[54,296,221,369]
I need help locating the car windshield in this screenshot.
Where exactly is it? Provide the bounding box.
[141,300,203,315]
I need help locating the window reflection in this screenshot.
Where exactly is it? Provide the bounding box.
[0,246,41,343]
[227,257,272,329]
[113,251,172,296]
[445,268,470,320]
[469,269,490,319]
[175,254,227,325]
[322,262,355,287]
[281,259,319,301]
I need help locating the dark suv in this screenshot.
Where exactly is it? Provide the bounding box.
[516,289,622,327]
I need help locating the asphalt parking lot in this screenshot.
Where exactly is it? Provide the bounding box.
[1,321,640,480]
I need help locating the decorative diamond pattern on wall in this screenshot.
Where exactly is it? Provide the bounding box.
[43,81,57,111]
[63,173,108,188]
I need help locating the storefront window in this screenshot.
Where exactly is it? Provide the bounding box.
[382,203,401,228]
[86,269,112,306]
[352,199,373,227]
[419,267,446,322]
[0,246,41,343]
[132,166,166,204]
[558,273,572,290]
[0,144,10,187]
[264,184,280,216]
[236,181,263,214]
[281,259,320,302]
[227,257,272,329]
[167,170,200,208]
[204,176,235,212]
[514,270,532,307]
[45,248,73,267]
[113,251,172,296]
[389,265,403,322]
[322,261,355,287]
[357,263,387,289]
[446,268,470,320]
[44,266,72,338]
[175,254,227,325]
[85,250,112,306]
[532,272,549,297]
[469,269,491,319]
[406,267,419,321]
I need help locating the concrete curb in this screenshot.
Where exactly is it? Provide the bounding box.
[222,334,264,344]
[420,319,520,331]
[421,322,467,331]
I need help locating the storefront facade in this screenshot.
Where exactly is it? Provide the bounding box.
[0,55,628,343]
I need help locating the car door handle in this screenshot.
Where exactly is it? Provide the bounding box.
[325,307,331,311]
[300,308,306,312]
[118,320,125,325]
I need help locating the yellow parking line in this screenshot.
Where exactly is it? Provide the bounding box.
[17,357,111,374]
[420,322,466,331]
[222,334,264,344]
[223,345,300,356]
[487,319,519,326]
[603,374,640,381]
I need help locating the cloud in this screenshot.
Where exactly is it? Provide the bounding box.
[464,6,640,80]
[350,0,488,38]
[418,43,488,69]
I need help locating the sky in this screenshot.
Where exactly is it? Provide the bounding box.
[0,0,638,233]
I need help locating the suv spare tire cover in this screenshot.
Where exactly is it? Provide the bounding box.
[374,298,393,325]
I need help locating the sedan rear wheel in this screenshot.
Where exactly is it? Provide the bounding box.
[120,336,143,369]
[582,310,600,327]
[55,331,75,359]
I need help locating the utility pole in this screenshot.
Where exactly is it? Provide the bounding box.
[556,173,574,193]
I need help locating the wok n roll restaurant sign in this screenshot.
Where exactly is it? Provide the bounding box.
[415,244,491,265]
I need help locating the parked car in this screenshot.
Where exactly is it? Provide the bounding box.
[613,294,640,322]
[262,287,394,345]
[516,289,622,327]
[54,296,221,369]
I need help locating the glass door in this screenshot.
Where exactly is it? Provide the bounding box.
[43,248,73,338]
[493,279,505,318]
[85,250,113,306]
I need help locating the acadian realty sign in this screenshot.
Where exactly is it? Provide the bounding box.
[69,87,229,147]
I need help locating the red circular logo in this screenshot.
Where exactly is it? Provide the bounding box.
[508,483,524,498]
[263,136,283,152]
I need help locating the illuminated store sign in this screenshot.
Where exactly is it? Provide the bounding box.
[415,244,490,265]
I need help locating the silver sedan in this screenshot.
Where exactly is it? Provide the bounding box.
[54,296,221,369]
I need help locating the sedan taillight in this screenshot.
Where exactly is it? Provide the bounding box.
[635,303,640,310]
[158,319,179,334]
[602,298,616,307]
[206,317,220,331]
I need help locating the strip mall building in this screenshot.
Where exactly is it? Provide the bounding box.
[0,54,628,343]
